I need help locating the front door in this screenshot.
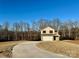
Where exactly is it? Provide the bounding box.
[54,36,56,40]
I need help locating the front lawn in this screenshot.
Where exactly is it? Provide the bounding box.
[37,41,79,58]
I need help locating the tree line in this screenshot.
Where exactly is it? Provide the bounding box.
[0,18,79,41]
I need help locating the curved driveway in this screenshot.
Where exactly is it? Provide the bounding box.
[12,41,69,58]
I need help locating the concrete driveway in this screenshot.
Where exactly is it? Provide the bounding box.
[12,41,69,58]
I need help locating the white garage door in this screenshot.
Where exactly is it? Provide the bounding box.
[42,36,53,41]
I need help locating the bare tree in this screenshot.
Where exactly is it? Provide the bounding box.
[19,21,30,40]
[19,21,24,40]
[3,22,10,40]
[50,18,61,32]
[0,24,2,31]
[32,20,39,31]
[72,21,79,39]
[64,20,74,37]
[13,22,20,40]
[38,19,48,30]
[59,23,67,37]
[3,22,9,31]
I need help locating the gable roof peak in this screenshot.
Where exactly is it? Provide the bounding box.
[41,26,54,30]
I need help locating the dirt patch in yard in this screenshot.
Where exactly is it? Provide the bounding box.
[37,41,79,58]
[0,41,26,58]
[0,45,15,57]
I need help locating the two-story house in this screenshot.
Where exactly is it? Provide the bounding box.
[41,27,60,41]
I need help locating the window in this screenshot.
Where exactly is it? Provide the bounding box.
[43,31,46,33]
[50,30,53,33]
[55,30,57,32]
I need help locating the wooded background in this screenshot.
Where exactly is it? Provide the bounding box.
[0,18,79,41]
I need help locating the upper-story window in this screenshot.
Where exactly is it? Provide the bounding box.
[43,31,46,33]
[50,30,53,33]
[55,30,57,32]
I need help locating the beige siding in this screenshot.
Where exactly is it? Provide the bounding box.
[41,27,55,34]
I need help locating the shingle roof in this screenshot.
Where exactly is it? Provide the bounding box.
[40,26,54,30]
